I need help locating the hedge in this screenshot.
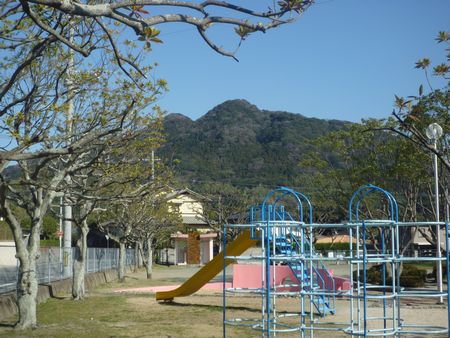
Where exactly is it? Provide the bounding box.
[314,242,351,252]
[40,239,60,247]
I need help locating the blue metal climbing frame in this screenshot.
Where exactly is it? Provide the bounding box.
[346,184,449,337]
[223,187,336,337]
[222,185,449,337]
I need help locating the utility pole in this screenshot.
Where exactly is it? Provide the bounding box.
[151,150,155,180]
[62,28,74,278]
[59,196,63,275]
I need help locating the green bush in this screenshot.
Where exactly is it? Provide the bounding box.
[366,266,383,285]
[353,264,427,288]
[352,265,385,285]
[432,261,448,279]
[400,265,427,287]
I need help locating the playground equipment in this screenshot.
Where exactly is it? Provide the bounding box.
[155,230,257,301]
[156,185,449,337]
[223,187,337,336]
[345,185,449,336]
[222,185,450,337]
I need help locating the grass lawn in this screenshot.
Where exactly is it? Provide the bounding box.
[0,266,257,338]
[0,264,448,337]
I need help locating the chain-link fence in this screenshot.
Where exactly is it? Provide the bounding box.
[0,246,135,294]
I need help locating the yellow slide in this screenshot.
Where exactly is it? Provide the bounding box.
[156,229,258,301]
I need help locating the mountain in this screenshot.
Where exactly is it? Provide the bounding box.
[161,99,349,187]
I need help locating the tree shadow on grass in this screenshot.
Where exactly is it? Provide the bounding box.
[159,301,309,316]
[159,301,260,313]
[0,322,15,328]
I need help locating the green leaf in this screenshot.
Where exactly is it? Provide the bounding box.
[436,31,450,43]
[394,95,405,109]
[234,21,255,39]
[415,58,430,69]
[433,63,449,76]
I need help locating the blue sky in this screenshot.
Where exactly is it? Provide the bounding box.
[149,0,449,123]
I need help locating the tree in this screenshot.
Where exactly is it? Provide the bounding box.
[66,101,167,297]
[300,118,435,255]
[86,110,173,283]
[0,0,315,330]
[386,32,449,256]
[390,31,449,172]
[130,194,180,279]
[196,183,254,242]
[96,185,172,282]
[2,0,314,67]
[0,39,165,327]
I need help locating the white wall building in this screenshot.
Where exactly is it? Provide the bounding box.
[164,188,217,265]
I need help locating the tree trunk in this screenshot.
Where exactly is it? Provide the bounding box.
[15,249,38,329]
[138,241,143,267]
[11,213,42,330]
[133,241,140,272]
[0,161,55,330]
[145,237,153,279]
[118,241,126,282]
[72,222,88,300]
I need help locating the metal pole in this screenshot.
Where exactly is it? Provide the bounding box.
[362,221,367,338]
[266,205,271,337]
[445,220,450,331]
[445,186,449,225]
[433,139,443,303]
[222,223,227,338]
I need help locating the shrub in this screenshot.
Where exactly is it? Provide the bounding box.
[353,264,427,288]
[432,261,448,279]
[353,265,383,285]
[400,265,427,287]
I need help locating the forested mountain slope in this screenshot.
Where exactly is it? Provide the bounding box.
[161,99,348,186]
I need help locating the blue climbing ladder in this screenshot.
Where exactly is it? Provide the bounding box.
[274,234,335,316]
[250,191,336,318]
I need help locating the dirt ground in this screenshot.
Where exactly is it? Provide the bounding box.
[0,264,448,337]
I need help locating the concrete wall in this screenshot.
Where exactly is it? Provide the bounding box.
[0,242,17,266]
[159,248,175,265]
[0,269,119,321]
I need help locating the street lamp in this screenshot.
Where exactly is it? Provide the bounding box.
[426,122,443,303]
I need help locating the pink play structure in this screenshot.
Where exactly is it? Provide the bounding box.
[232,264,351,291]
[114,263,350,295]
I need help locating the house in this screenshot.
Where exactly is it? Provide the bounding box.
[411,228,447,257]
[162,188,217,265]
